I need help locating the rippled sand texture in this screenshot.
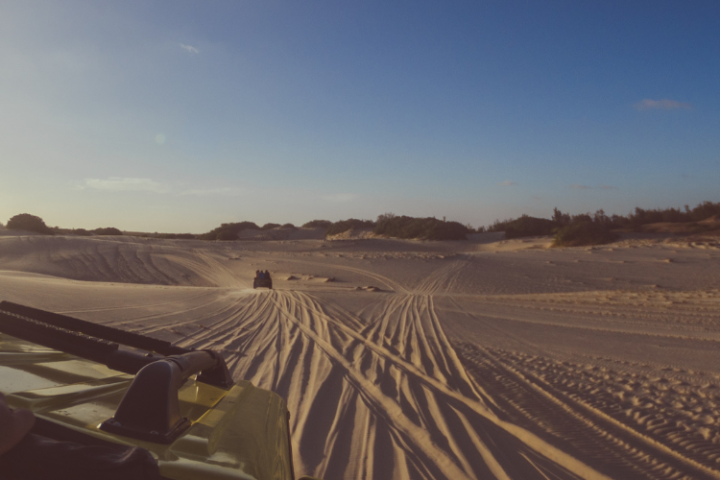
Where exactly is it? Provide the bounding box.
[1,232,719,479]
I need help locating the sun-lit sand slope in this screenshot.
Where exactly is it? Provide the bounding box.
[1,232,720,479]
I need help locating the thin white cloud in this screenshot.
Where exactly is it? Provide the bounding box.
[498,180,517,186]
[634,99,691,110]
[82,179,251,196]
[83,177,170,193]
[321,193,358,203]
[181,187,247,197]
[571,184,618,190]
[179,43,199,54]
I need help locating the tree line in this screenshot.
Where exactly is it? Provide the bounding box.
[3,214,123,236]
[5,199,719,245]
[488,201,720,233]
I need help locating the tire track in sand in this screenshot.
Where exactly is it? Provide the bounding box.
[448,297,720,480]
[197,287,612,480]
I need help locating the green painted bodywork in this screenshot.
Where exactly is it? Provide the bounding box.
[0,332,293,480]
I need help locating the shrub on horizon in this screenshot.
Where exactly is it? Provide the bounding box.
[261,223,281,230]
[504,216,555,239]
[482,200,720,234]
[487,218,514,232]
[216,230,238,241]
[93,227,123,236]
[199,221,259,240]
[553,221,619,247]
[326,219,376,236]
[6,214,54,235]
[281,223,297,229]
[217,230,238,242]
[156,233,196,240]
[686,201,720,222]
[302,220,332,229]
[374,215,470,241]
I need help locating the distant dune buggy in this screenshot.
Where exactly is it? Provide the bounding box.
[253,270,273,289]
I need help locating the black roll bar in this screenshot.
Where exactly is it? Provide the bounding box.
[0,301,189,355]
[100,351,224,443]
[0,301,235,444]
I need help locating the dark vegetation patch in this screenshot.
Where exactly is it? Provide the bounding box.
[6,214,54,235]
[216,230,239,241]
[92,227,123,236]
[133,232,196,239]
[486,201,720,245]
[553,222,619,247]
[490,201,720,236]
[326,219,376,236]
[504,216,555,239]
[374,214,471,241]
[8,199,719,246]
[302,220,332,229]
[155,233,195,240]
[55,227,124,236]
[198,221,259,241]
[6,214,128,237]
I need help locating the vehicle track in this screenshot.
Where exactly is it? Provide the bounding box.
[279,258,409,293]
[448,297,720,480]
[440,298,720,344]
[178,287,617,480]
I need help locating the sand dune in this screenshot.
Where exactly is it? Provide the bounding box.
[1,232,719,479]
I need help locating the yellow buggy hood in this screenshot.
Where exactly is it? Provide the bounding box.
[0,301,295,480]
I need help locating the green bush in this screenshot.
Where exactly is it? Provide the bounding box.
[553,222,619,247]
[374,215,470,240]
[326,219,376,236]
[504,216,555,239]
[6,214,54,235]
[93,227,123,236]
[156,233,195,240]
[281,223,296,229]
[261,223,281,230]
[216,230,238,241]
[199,221,259,240]
[302,220,332,229]
[487,218,514,232]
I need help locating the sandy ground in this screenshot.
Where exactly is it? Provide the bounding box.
[1,232,720,480]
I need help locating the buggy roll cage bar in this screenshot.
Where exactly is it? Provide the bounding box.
[0,301,234,444]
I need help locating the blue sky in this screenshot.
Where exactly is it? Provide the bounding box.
[1,1,718,233]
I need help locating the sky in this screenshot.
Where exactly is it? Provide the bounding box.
[1,1,718,233]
